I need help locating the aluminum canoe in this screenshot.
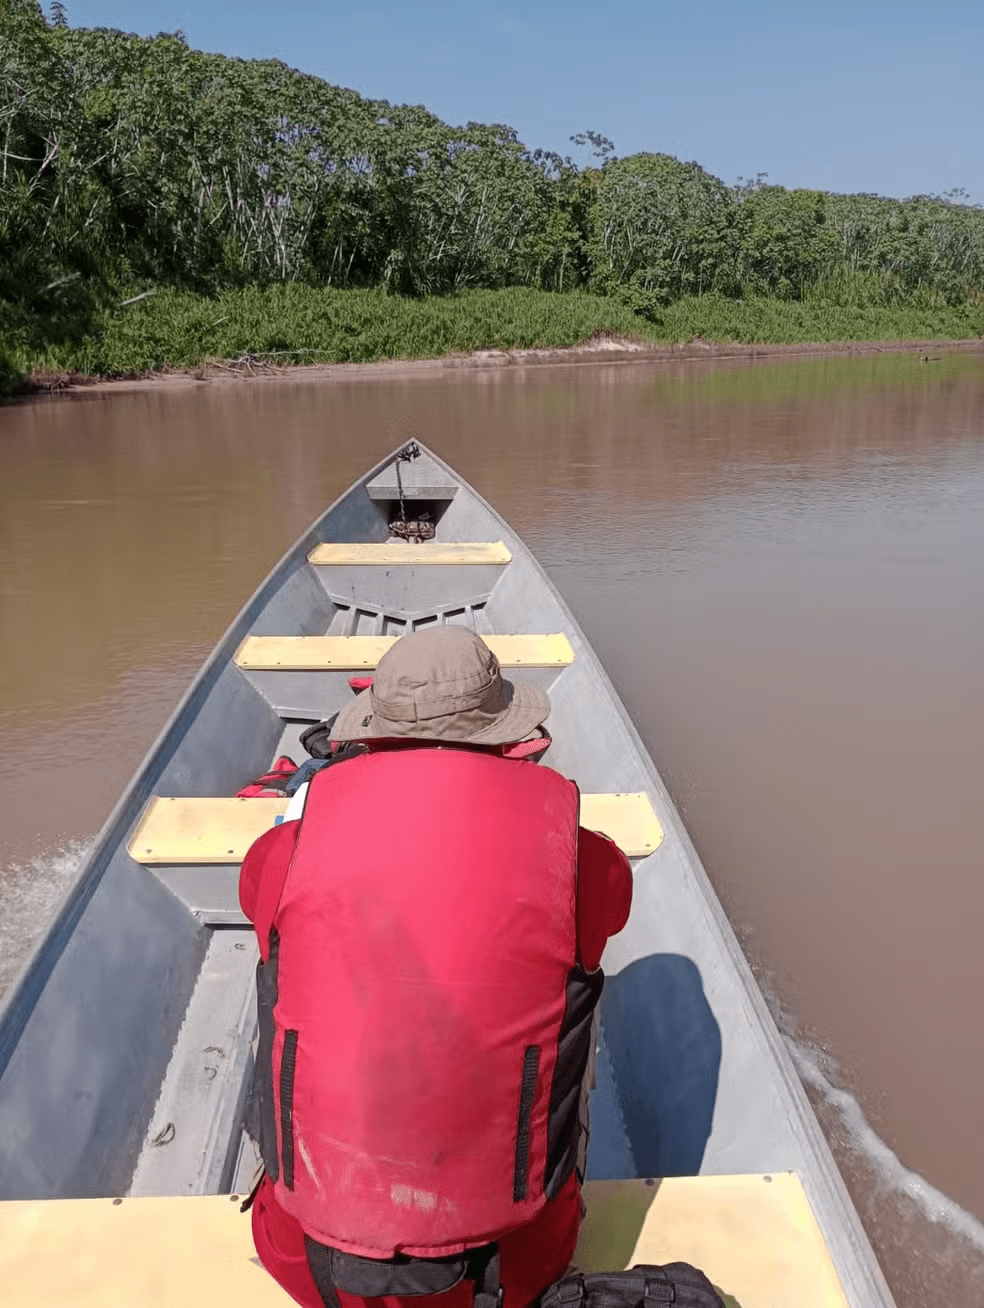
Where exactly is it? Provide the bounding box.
[0,445,894,1307]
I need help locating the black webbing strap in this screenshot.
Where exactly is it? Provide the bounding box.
[279,1029,298,1190]
[238,1165,265,1213]
[542,1272,676,1308]
[304,1237,342,1308]
[513,1045,540,1202]
[644,1270,677,1304]
[470,1242,503,1308]
[541,1273,585,1308]
[304,1238,501,1308]
[540,1265,726,1308]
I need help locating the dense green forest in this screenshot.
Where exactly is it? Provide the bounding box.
[2,0,983,392]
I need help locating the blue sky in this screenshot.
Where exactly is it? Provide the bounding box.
[56,0,984,204]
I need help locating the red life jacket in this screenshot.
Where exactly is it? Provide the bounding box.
[250,746,602,1259]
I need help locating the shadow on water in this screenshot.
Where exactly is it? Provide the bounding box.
[588,955,721,1180]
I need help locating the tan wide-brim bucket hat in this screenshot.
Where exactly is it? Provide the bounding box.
[331,626,550,747]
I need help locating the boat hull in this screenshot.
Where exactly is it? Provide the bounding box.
[0,446,894,1305]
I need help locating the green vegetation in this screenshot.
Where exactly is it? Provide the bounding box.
[654,287,984,344]
[2,1,982,395]
[4,287,656,377]
[5,284,982,387]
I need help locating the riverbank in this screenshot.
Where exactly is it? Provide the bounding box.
[14,334,984,399]
[4,285,983,398]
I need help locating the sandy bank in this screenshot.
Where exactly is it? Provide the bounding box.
[18,333,984,397]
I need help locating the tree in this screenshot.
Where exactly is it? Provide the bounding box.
[732,185,839,298]
[570,130,615,162]
[588,153,735,311]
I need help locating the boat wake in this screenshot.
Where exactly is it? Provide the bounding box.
[784,1034,984,1254]
[751,973,984,1308]
[0,840,92,1000]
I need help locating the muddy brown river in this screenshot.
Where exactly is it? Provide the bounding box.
[1,347,983,1305]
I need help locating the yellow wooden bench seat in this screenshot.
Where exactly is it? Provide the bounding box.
[577,1174,849,1308]
[0,1193,284,1307]
[308,541,512,565]
[0,1175,847,1307]
[128,792,663,864]
[235,633,574,671]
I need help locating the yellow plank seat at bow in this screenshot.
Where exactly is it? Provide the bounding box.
[127,792,664,864]
[307,541,513,566]
[234,633,574,671]
[0,1174,847,1307]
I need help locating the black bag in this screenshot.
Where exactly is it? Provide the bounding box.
[540,1264,726,1308]
[299,713,341,759]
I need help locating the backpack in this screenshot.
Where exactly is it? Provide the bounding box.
[540,1264,727,1308]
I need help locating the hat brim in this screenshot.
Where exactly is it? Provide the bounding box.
[331,676,550,747]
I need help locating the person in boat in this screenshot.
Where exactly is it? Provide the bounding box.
[238,625,633,1308]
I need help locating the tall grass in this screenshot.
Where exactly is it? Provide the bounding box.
[3,285,981,394]
[4,287,657,381]
[656,290,984,344]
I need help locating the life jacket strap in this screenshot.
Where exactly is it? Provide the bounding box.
[303,1238,501,1308]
